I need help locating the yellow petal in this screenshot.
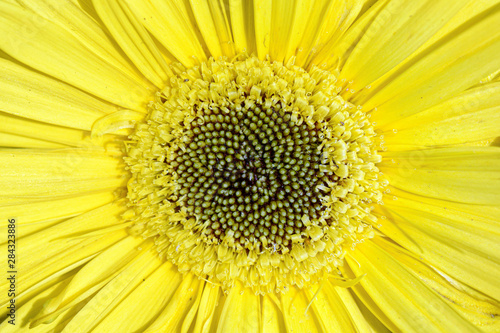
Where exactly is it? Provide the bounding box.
[228,0,255,54]
[385,0,500,83]
[145,273,204,332]
[93,0,171,88]
[381,81,500,146]
[192,284,221,333]
[269,0,313,62]
[280,286,321,333]
[348,289,392,333]
[380,190,500,301]
[424,1,500,47]
[59,242,160,332]
[340,0,468,92]
[0,148,126,198]
[0,276,82,333]
[189,0,235,58]
[127,0,207,66]
[366,6,500,127]
[91,109,146,139]
[32,235,145,324]
[261,294,286,333]
[217,283,261,333]
[207,287,227,333]
[375,237,500,330]
[1,235,128,315]
[343,271,398,332]
[94,261,183,333]
[253,0,272,59]
[0,191,115,238]
[304,281,371,332]
[346,240,480,332]
[335,287,384,333]
[381,147,500,205]
[0,59,116,130]
[16,0,150,82]
[0,201,129,303]
[380,187,500,239]
[0,132,65,149]
[296,0,365,68]
[0,113,86,147]
[317,0,389,70]
[0,2,150,111]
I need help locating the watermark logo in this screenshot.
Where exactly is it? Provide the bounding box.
[6,217,17,325]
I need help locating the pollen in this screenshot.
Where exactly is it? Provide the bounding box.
[124,55,384,294]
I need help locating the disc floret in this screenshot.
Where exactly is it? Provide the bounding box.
[125,56,383,293]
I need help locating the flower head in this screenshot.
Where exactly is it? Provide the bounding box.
[0,0,499,332]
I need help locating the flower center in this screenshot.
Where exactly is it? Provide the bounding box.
[125,55,383,294]
[175,102,329,250]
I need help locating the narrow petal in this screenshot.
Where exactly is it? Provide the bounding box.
[16,0,150,81]
[253,0,272,59]
[380,147,500,205]
[0,2,150,111]
[127,0,208,66]
[0,191,115,237]
[336,287,387,332]
[192,284,222,333]
[93,0,172,88]
[348,289,392,332]
[189,0,235,58]
[374,234,500,330]
[380,188,500,301]
[2,238,113,310]
[315,0,388,70]
[280,286,321,333]
[296,0,365,68]
[0,132,65,149]
[0,204,129,314]
[90,109,146,139]
[365,5,500,127]
[217,283,261,333]
[269,0,313,62]
[339,0,468,92]
[0,277,83,332]
[59,243,161,332]
[0,59,117,130]
[207,288,226,333]
[30,235,144,325]
[265,0,353,64]
[93,262,183,333]
[0,113,87,147]
[228,0,255,54]
[261,294,286,333]
[417,0,500,48]
[347,239,480,332]
[380,187,500,243]
[304,281,372,332]
[371,0,500,90]
[145,273,204,332]
[0,148,126,199]
[381,81,500,147]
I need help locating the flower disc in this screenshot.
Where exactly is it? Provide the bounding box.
[125,56,384,293]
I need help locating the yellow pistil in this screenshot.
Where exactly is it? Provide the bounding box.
[124,55,384,294]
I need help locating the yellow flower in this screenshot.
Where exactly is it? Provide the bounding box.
[1,0,499,332]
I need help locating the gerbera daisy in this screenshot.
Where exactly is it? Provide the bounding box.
[1,0,499,332]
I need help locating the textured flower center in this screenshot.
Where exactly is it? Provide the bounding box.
[125,56,384,293]
[174,103,330,250]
